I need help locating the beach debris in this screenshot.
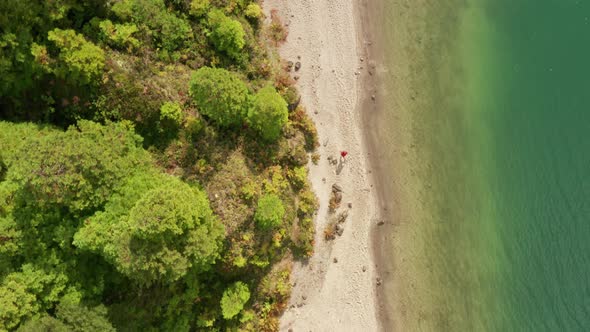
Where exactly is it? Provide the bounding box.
[294,62,301,71]
[297,55,301,59]
[348,202,352,208]
[376,277,382,286]
[371,94,376,101]
[333,257,338,263]
[332,183,343,193]
[322,137,329,147]
[362,266,367,272]
[322,177,326,183]
[377,220,385,226]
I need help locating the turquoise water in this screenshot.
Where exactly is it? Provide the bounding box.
[376,0,590,330]
[480,1,590,330]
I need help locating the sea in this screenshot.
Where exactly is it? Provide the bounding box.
[370,0,590,330]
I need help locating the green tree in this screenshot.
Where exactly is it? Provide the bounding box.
[189,67,250,127]
[220,281,250,319]
[99,20,140,51]
[5,120,150,214]
[207,9,245,59]
[0,265,69,330]
[46,29,105,85]
[17,315,70,332]
[55,299,115,332]
[254,194,285,229]
[74,173,225,285]
[129,0,192,52]
[248,85,289,141]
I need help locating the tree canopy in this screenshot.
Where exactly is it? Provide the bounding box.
[189,66,251,127]
[207,9,246,59]
[248,85,289,141]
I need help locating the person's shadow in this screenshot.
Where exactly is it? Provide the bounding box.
[336,159,345,175]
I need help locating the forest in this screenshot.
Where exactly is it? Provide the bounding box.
[0,0,318,330]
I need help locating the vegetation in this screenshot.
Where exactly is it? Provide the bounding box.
[0,0,319,330]
[249,85,289,141]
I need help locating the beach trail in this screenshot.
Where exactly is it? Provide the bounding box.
[263,0,382,331]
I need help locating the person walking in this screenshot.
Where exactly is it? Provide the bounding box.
[340,150,348,163]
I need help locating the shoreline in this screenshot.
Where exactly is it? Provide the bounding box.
[263,0,385,330]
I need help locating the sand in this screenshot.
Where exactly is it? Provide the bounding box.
[263,0,382,331]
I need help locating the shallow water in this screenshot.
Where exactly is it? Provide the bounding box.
[374,0,590,330]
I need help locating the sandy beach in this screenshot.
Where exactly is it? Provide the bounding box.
[263,0,383,330]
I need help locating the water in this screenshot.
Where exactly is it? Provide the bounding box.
[372,0,590,330]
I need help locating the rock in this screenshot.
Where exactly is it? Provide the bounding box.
[297,55,301,60]
[294,75,300,81]
[376,277,382,286]
[337,210,349,223]
[362,266,367,272]
[332,183,343,193]
[287,61,294,71]
[377,220,385,226]
[322,177,326,183]
[371,94,376,101]
[302,295,307,300]
[333,257,338,263]
[348,202,352,208]
[289,329,294,332]
[335,223,344,236]
[333,191,342,204]
[360,57,364,62]
[294,62,301,71]
[322,138,329,147]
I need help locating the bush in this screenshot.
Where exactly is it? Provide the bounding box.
[255,194,285,229]
[189,67,250,127]
[190,0,210,17]
[221,281,250,319]
[248,85,288,142]
[207,9,245,59]
[245,3,263,20]
[160,101,184,125]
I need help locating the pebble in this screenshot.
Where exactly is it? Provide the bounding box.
[333,257,338,263]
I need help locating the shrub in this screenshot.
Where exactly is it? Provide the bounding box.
[248,85,288,142]
[207,9,245,59]
[255,194,285,229]
[160,101,184,125]
[190,0,210,17]
[189,67,250,127]
[220,281,250,319]
[245,3,263,20]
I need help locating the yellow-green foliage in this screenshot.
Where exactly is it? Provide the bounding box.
[99,20,140,51]
[160,101,184,125]
[248,85,289,142]
[255,194,285,229]
[47,28,105,84]
[221,281,250,319]
[190,0,210,17]
[207,9,246,59]
[189,66,250,127]
[245,3,263,20]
